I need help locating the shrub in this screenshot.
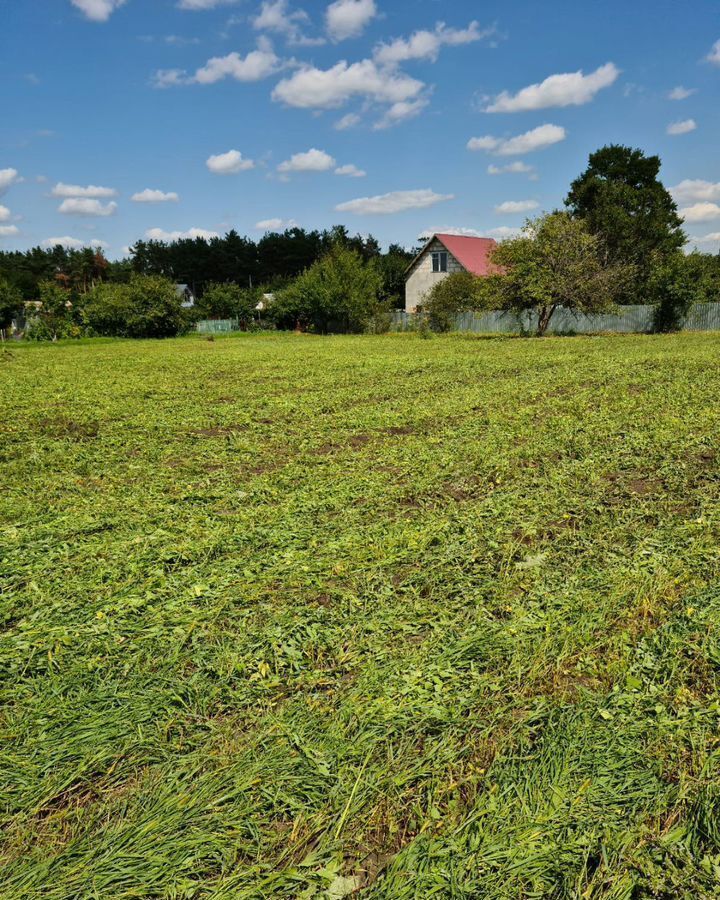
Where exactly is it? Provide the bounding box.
[271,244,387,333]
[650,254,702,332]
[0,278,22,337]
[199,283,260,327]
[83,275,188,338]
[25,280,78,341]
[422,271,491,332]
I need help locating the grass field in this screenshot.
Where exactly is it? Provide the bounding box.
[2,331,720,899]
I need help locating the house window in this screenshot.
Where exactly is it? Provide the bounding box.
[431,251,448,273]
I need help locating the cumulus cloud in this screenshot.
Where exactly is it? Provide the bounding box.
[667,118,697,135]
[41,235,107,249]
[0,168,22,195]
[278,148,336,173]
[335,163,366,177]
[52,182,117,198]
[488,161,535,176]
[145,227,220,241]
[484,63,619,113]
[131,189,180,203]
[374,21,492,66]
[468,124,566,156]
[70,0,126,22]
[0,205,10,222]
[206,150,255,174]
[178,0,241,8]
[326,0,377,41]
[154,39,281,87]
[692,232,720,244]
[335,188,453,215]
[671,180,720,204]
[373,97,428,129]
[58,198,117,216]
[252,0,323,45]
[254,217,298,230]
[272,58,424,109]
[707,39,720,66]
[0,225,19,238]
[668,86,696,100]
[494,200,539,214]
[418,225,521,240]
[679,202,720,223]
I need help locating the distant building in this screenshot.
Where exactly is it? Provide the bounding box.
[404,233,498,313]
[176,284,196,308]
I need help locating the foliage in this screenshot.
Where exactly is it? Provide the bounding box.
[271,244,387,333]
[422,270,491,331]
[25,280,79,341]
[566,144,686,303]
[376,243,414,308]
[650,253,704,332]
[486,212,633,335]
[3,332,720,898]
[0,278,22,334]
[82,275,188,338]
[198,282,260,326]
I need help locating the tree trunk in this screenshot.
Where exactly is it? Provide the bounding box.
[536,304,557,336]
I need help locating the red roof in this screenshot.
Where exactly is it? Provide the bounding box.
[433,233,498,276]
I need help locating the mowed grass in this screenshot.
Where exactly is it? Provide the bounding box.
[2,331,720,899]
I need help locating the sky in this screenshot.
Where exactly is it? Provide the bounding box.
[1,0,719,258]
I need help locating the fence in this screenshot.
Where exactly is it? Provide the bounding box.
[390,302,720,335]
[196,318,244,334]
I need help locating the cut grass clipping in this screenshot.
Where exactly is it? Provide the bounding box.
[1,331,720,898]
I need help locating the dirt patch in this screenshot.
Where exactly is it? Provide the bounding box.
[383,425,416,436]
[189,424,248,438]
[38,417,99,441]
[626,477,663,496]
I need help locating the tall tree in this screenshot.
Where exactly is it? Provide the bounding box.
[566,145,685,302]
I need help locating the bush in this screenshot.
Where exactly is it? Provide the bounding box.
[25,280,78,341]
[422,271,490,332]
[271,244,387,333]
[83,275,188,338]
[199,283,260,327]
[0,278,22,337]
[650,254,702,332]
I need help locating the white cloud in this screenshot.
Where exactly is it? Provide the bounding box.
[679,202,720,223]
[373,97,428,129]
[145,227,220,241]
[335,163,366,177]
[254,217,298,230]
[667,118,697,135]
[41,235,106,249]
[272,58,424,109]
[252,0,322,46]
[131,189,180,203]
[206,150,255,174]
[278,148,336,173]
[336,188,453,215]
[334,112,361,130]
[468,124,566,156]
[487,161,535,175]
[58,198,117,216]
[671,180,720,204]
[668,86,696,100]
[0,205,10,222]
[483,226,522,239]
[154,39,281,87]
[326,0,377,41]
[418,225,521,240]
[494,200,538,214]
[485,63,619,113]
[0,168,22,195]
[52,182,117,198]
[692,232,720,245]
[707,39,720,66]
[374,21,491,66]
[70,0,126,22]
[0,225,19,238]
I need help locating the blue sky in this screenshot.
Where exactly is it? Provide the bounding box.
[1,0,719,258]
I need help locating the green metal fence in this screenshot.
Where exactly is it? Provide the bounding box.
[196,319,242,334]
[390,303,720,335]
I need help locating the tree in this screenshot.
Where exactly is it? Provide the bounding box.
[422,271,490,331]
[566,145,685,303]
[377,244,413,309]
[486,212,633,336]
[82,275,188,338]
[199,282,259,327]
[271,244,386,333]
[0,278,22,338]
[25,280,77,341]
[649,253,704,332]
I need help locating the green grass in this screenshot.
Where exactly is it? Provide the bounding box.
[2,331,720,899]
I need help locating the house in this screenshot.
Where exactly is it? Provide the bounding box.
[175,284,196,308]
[404,233,498,314]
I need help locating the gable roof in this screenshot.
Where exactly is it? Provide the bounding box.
[406,233,498,277]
